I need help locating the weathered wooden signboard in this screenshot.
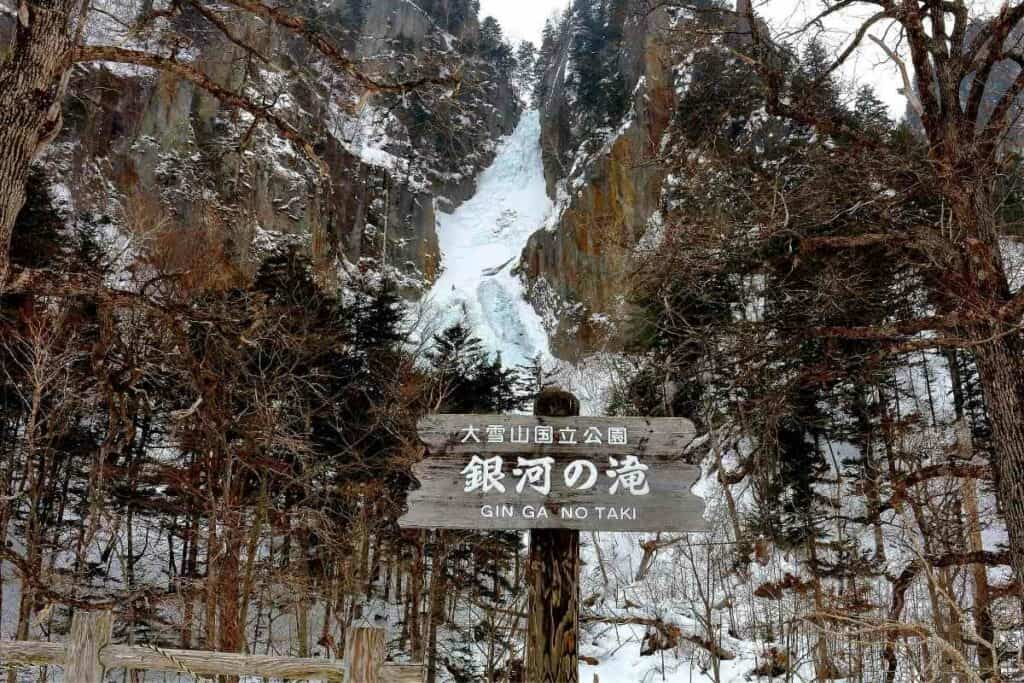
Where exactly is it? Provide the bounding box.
[400,392,707,683]
[400,414,706,532]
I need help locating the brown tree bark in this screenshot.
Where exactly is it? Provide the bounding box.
[961,470,999,680]
[945,182,1024,594]
[526,530,580,683]
[408,532,425,662]
[526,388,581,683]
[424,531,447,683]
[970,336,1024,596]
[181,507,200,649]
[0,0,77,286]
[948,354,1000,679]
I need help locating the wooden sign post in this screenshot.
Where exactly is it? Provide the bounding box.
[527,389,581,683]
[400,388,705,682]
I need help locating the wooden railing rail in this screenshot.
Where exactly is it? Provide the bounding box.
[0,612,422,683]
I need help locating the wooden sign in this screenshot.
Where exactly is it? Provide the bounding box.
[400,415,707,532]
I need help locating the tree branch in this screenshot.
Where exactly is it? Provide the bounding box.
[187,0,271,64]
[868,34,923,116]
[800,232,914,252]
[70,45,328,177]
[809,315,958,341]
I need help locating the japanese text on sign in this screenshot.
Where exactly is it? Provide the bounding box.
[459,424,628,446]
[460,455,650,496]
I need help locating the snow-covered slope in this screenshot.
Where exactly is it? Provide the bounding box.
[418,110,554,370]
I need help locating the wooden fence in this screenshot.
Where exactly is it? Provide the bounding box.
[0,612,423,683]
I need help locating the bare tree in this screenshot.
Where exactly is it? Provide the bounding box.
[726,0,1024,589]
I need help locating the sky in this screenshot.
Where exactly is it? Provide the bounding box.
[758,0,910,117]
[478,0,1010,121]
[478,0,911,117]
[478,0,565,45]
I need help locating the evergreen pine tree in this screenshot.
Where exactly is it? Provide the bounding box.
[479,16,514,75]
[564,0,630,128]
[429,322,485,386]
[515,41,537,74]
[513,41,537,99]
[350,279,405,350]
[480,16,503,53]
[428,323,524,413]
[793,38,841,118]
[515,353,561,400]
[570,0,605,116]
[470,354,523,412]
[853,85,891,133]
[532,19,559,104]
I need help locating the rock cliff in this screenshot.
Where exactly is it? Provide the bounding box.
[41,0,518,293]
[520,4,679,358]
[520,2,753,359]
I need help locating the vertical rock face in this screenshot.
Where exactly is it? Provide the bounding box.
[521,5,678,358]
[42,0,518,293]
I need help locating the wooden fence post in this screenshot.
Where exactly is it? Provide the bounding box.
[344,626,386,683]
[66,611,112,683]
[0,626,423,681]
[527,389,580,683]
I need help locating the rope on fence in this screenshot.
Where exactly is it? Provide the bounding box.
[0,640,213,683]
[136,642,215,683]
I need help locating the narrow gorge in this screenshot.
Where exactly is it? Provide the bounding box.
[3,0,1024,680]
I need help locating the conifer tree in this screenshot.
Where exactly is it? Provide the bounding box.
[792,38,841,120]
[515,41,537,75]
[852,85,890,133]
[428,323,524,413]
[532,19,559,104]
[570,0,606,116]
[515,353,561,400]
[479,17,515,75]
[514,41,538,99]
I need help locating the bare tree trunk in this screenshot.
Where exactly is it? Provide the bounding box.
[0,436,12,634]
[181,507,200,649]
[0,0,77,286]
[409,532,424,662]
[295,521,310,659]
[218,510,243,658]
[961,469,998,680]
[205,511,219,650]
[852,388,886,563]
[237,487,266,654]
[425,531,447,683]
[806,540,837,681]
[944,184,1024,589]
[947,353,1000,680]
[972,336,1024,589]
